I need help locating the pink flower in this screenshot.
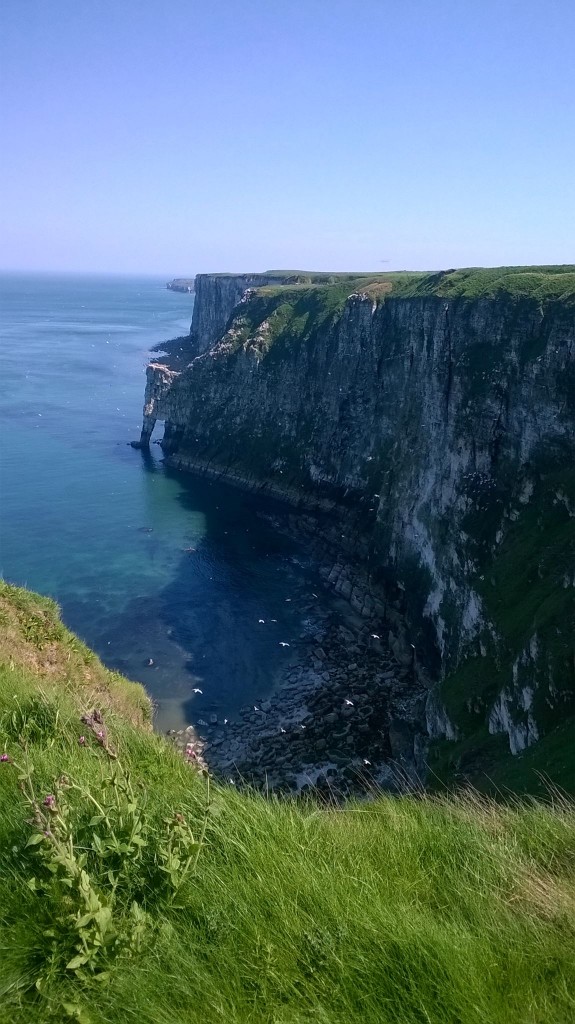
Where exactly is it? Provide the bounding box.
[78,735,86,746]
[96,730,105,740]
[43,795,56,808]
[0,753,10,763]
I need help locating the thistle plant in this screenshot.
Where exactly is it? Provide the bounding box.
[1,711,210,990]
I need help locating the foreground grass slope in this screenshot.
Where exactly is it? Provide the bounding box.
[1,582,574,1024]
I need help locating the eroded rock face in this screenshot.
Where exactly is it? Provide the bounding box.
[139,273,575,764]
[190,274,291,355]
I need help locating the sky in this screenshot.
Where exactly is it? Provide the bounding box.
[1,0,574,275]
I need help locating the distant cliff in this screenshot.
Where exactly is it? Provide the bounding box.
[167,278,195,293]
[138,266,575,783]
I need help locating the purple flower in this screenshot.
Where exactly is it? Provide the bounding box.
[96,730,105,740]
[44,830,52,838]
[43,795,56,808]
[0,753,10,763]
[78,735,86,746]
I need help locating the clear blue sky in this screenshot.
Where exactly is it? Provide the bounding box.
[1,0,573,274]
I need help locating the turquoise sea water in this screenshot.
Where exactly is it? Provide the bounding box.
[0,274,333,729]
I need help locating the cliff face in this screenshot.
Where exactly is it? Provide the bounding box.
[190,274,291,354]
[140,267,575,778]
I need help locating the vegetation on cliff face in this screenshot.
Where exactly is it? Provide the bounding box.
[1,582,575,1024]
[431,462,575,794]
[197,265,575,367]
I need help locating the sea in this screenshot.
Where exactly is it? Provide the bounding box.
[0,273,336,730]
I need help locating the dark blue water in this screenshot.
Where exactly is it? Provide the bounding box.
[0,274,333,730]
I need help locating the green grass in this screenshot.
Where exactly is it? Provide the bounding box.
[209,265,575,306]
[1,584,575,1023]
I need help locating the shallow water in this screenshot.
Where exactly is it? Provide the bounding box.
[0,274,337,729]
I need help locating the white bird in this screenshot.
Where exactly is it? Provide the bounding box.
[344,699,354,706]
[254,706,260,711]
[363,758,371,766]
[312,593,318,598]
[279,642,290,647]
[192,688,203,694]
[300,724,306,730]
[271,618,277,622]
[258,619,265,623]
[280,727,286,733]
[371,634,380,639]
[285,598,291,602]
[224,718,229,725]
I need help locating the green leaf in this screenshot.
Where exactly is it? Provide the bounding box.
[76,912,94,928]
[63,1004,81,1018]
[89,815,104,826]
[27,876,37,891]
[131,835,147,847]
[94,907,112,934]
[25,833,45,847]
[66,954,89,970]
[63,1005,93,1023]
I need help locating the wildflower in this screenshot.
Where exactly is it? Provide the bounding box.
[78,735,86,746]
[96,730,105,740]
[43,795,56,808]
[44,830,52,838]
[0,753,10,763]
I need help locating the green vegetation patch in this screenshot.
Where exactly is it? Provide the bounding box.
[437,460,575,789]
[429,718,575,796]
[239,264,575,308]
[0,581,151,728]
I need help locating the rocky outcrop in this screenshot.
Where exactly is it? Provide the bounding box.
[137,267,575,777]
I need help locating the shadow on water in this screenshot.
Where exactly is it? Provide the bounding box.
[72,449,340,733]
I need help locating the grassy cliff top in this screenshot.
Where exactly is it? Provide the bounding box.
[211,264,575,364]
[255,265,575,302]
[197,265,575,303]
[1,582,575,1023]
